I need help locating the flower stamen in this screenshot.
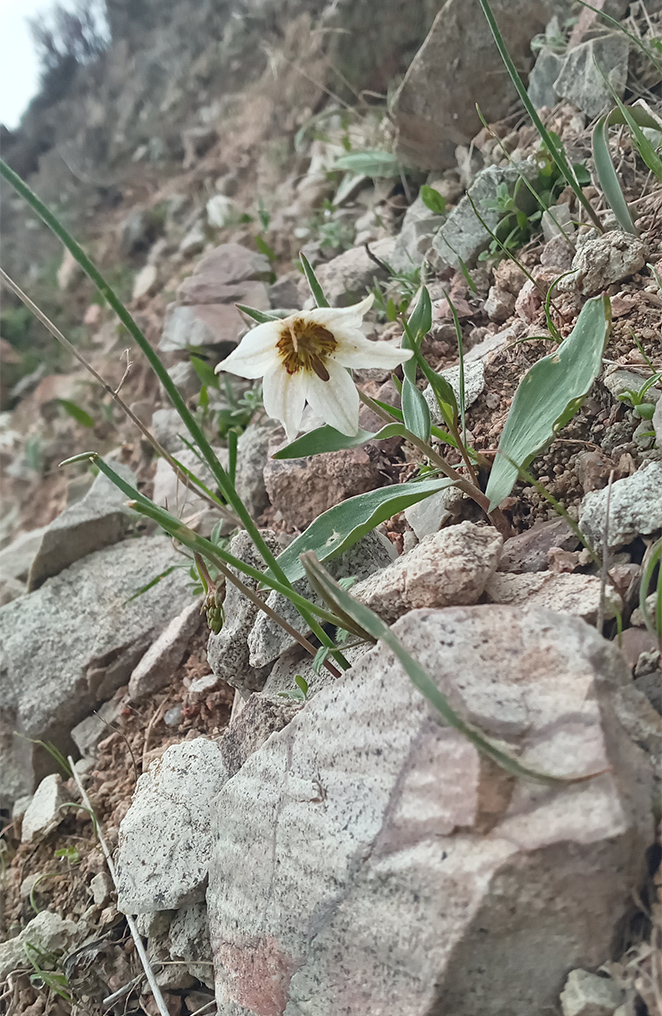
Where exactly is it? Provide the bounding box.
[277,318,337,378]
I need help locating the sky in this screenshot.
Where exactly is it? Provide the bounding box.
[0,0,57,130]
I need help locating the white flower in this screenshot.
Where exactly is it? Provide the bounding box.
[215,294,413,440]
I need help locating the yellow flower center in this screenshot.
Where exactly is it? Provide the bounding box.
[276,318,337,381]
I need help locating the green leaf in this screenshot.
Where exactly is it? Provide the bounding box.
[270,478,455,584]
[273,423,405,459]
[401,377,431,442]
[485,294,611,510]
[299,251,329,308]
[255,235,277,263]
[592,105,662,235]
[406,286,432,341]
[236,304,280,324]
[57,399,94,428]
[190,354,219,389]
[333,149,401,178]
[301,554,590,785]
[419,185,446,215]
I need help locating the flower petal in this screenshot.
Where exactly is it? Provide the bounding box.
[263,367,306,441]
[304,293,374,334]
[303,360,360,436]
[215,320,281,379]
[332,335,414,370]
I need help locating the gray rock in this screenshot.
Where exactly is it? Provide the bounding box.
[169,902,214,988]
[247,531,396,670]
[554,34,629,120]
[28,463,136,590]
[0,526,49,584]
[389,193,446,274]
[528,46,564,109]
[90,870,114,907]
[132,263,159,300]
[579,461,662,550]
[351,522,502,624]
[235,422,274,519]
[178,222,206,257]
[404,485,465,540]
[129,599,204,702]
[569,231,648,297]
[159,303,244,353]
[0,536,192,806]
[0,911,84,982]
[560,968,624,1016]
[117,695,297,914]
[499,518,579,572]
[120,207,163,258]
[603,366,661,404]
[151,408,188,453]
[207,605,653,1016]
[206,530,282,694]
[152,446,228,533]
[166,360,201,401]
[312,238,395,307]
[430,162,539,273]
[116,738,226,913]
[654,398,662,448]
[176,244,272,303]
[542,202,574,242]
[21,773,65,843]
[485,571,622,624]
[392,0,573,169]
[423,359,485,423]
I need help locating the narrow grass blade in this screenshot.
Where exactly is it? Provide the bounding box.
[301,553,600,785]
[299,251,330,308]
[236,304,280,324]
[477,0,603,231]
[593,115,637,233]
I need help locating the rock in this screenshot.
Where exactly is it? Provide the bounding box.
[312,238,395,307]
[569,231,648,297]
[542,202,575,242]
[206,194,236,229]
[0,911,83,982]
[575,449,619,494]
[176,244,272,303]
[484,284,516,323]
[391,0,569,169]
[485,571,622,623]
[653,398,662,447]
[264,445,385,532]
[71,695,124,759]
[389,191,446,274]
[57,248,84,290]
[528,45,564,109]
[21,773,65,843]
[0,574,25,606]
[0,526,49,580]
[27,462,136,590]
[579,461,662,550]
[404,485,464,540]
[116,738,226,913]
[269,273,302,310]
[603,366,661,404]
[151,408,188,453]
[206,530,282,694]
[423,359,485,423]
[430,162,539,272]
[90,870,114,907]
[129,600,204,702]
[166,360,201,401]
[499,518,579,572]
[159,303,245,353]
[132,263,159,301]
[350,523,502,624]
[247,532,396,670]
[207,605,653,1016]
[235,422,274,519]
[0,535,192,807]
[117,696,296,913]
[169,902,214,987]
[554,34,629,120]
[560,968,624,1016]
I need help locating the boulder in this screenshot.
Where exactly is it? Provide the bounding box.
[554,34,630,120]
[0,536,192,806]
[579,461,662,551]
[129,599,204,702]
[392,0,574,170]
[28,462,136,590]
[568,231,649,297]
[311,238,395,307]
[207,605,654,1016]
[485,570,622,624]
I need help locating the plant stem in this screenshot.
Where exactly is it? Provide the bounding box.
[0,158,337,660]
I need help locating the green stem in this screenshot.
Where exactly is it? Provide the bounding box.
[0,158,337,661]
